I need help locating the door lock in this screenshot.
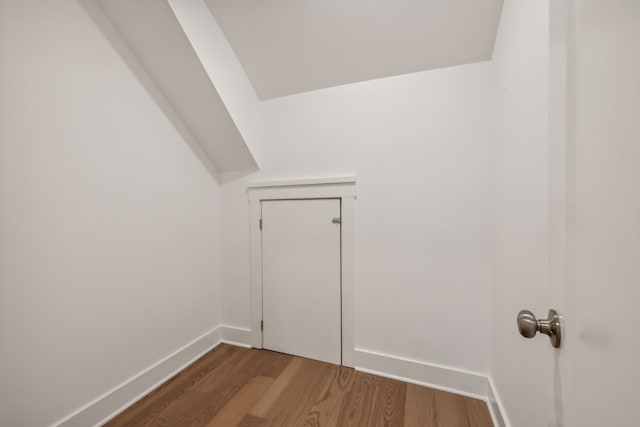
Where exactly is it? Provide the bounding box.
[517,309,561,348]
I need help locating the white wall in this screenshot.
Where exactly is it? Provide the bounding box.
[221,62,494,375]
[490,1,550,426]
[0,1,222,426]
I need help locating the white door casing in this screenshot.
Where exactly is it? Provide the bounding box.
[248,178,356,367]
[261,199,341,364]
[549,1,572,426]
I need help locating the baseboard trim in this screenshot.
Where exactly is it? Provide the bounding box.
[356,347,491,398]
[220,325,253,348]
[487,376,510,427]
[355,348,512,425]
[52,328,510,427]
[54,326,222,427]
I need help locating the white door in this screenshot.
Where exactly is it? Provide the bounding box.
[500,2,639,425]
[568,1,640,426]
[541,1,640,426]
[261,199,342,365]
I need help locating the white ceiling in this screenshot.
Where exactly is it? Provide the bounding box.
[206,0,504,99]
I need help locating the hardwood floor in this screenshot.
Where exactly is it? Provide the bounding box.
[105,344,493,427]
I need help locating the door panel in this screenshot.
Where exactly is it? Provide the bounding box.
[261,199,341,365]
[547,2,640,426]
[497,2,640,425]
[571,2,640,425]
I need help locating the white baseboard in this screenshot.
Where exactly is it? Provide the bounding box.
[54,326,222,427]
[52,328,510,427]
[487,376,511,427]
[53,325,254,427]
[220,325,253,348]
[355,348,510,427]
[355,348,489,400]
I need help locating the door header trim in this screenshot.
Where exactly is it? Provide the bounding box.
[247,176,356,190]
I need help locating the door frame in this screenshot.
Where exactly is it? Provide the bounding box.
[549,1,574,426]
[247,177,356,367]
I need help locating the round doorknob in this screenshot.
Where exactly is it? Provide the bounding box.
[517,310,538,338]
[516,309,562,348]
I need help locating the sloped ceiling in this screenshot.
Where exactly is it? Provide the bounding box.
[206,0,504,99]
[87,0,503,174]
[93,0,259,173]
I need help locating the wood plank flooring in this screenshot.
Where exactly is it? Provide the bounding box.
[105,344,493,427]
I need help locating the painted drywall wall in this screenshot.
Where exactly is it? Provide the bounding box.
[490,1,550,426]
[221,62,494,375]
[0,1,222,426]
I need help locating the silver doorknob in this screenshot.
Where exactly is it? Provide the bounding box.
[517,309,561,348]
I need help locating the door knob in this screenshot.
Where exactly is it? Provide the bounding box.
[517,309,561,348]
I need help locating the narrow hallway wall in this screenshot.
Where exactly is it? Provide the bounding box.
[0,1,223,425]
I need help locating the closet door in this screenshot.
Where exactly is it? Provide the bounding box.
[261,199,341,364]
